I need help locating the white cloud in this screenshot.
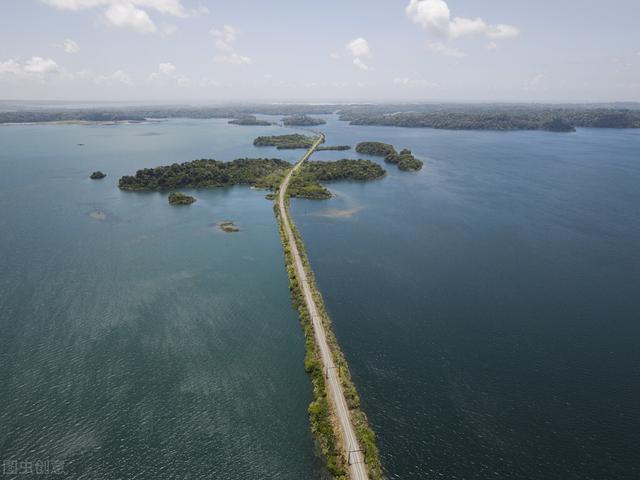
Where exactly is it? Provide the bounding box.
[214,53,253,65]
[330,52,341,60]
[94,70,133,85]
[210,25,252,66]
[406,0,519,40]
[148,62,189,86]
[393,77,438,88]
[24,57,61,74]
[211,25,238,44]
[63,39,80,54]
[158,62,176,75]
[428,41,465,57]
[345,37,373,71]
[346,37,371,58]
[40,0,206,33]
[0,57,64,80]
[353,57,372,71]
[104,3,157,33]
[42,0,189,16]
[0,59,25,76]
[484,41,497,50]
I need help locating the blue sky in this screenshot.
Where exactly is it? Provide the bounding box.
[1,0,639,102]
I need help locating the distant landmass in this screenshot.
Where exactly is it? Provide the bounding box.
[2,103,639,132]
[282,114,326,126]
[228,115,272,126]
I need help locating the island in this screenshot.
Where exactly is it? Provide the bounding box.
[168,192,196,205]
[228,115,271,126]
[119,156,384,201]
[289,159,386,199]
[118,158,291,191]
[282,114,327,126]
[355,142,396,156]
[90,171,107,179]
[218,221,239,232]
[253,134,318,149]
[316,145,351,151]
[355,142,424,172]
[384,149,424,172]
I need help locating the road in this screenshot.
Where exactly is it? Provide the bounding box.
[277,134,369,480]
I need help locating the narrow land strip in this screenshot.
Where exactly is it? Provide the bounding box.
[276,134,370,480]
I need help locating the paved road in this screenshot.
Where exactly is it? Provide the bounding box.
[278,134,369,480]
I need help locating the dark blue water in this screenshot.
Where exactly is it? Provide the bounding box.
[0,119,325,479]
[294,117,640,479]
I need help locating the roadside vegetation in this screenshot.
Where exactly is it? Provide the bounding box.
[275,185,383,480]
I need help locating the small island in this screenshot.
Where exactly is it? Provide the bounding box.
[168,192,196,205]
[282,114,326,126]
[218,221,239,232]
[289,159,386,199]
[355,142,396,157]
[253,134,318,149]
[119,158,290,191]
[316,145,351,151]
[384,148,424,172]
[356,142,424,172]
[228,115,272,126]
[90,171,107,179]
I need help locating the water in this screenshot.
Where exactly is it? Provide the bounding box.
[0,119,324,479]
[1,115,639,479]
[293,116,640,479]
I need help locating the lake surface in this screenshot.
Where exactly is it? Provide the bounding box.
[0,119,324,479]
[1,115,639,479]
[295,116,640,479]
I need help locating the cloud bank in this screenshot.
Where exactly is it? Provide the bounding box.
[406,0,519,40]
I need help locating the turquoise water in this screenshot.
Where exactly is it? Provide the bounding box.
[0,120,324,479]
[1,116,639,479]
[294,116,640,479]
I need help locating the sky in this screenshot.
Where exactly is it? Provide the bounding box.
[0,0,639,103]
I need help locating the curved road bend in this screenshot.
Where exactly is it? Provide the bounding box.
[278,134,369,480]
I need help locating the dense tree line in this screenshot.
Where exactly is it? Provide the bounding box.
[253,134,317,149]
[316,145,351,151]
[228,115,271,126]
[289,159,386,199]
[282,114,327,126]
[118,158,290,191]
[340,107,640,131]
[355,142,396,156]
[355,142,424,171]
